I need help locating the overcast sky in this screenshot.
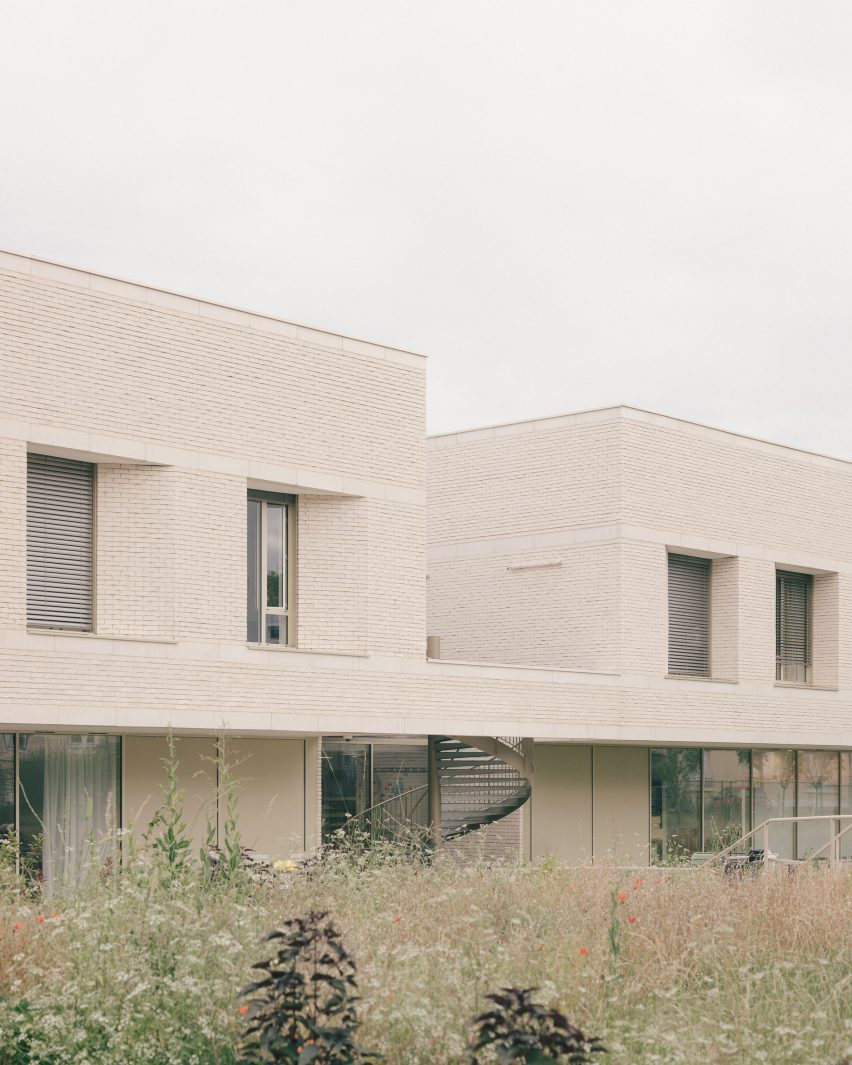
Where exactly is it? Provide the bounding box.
[2,2,852,451]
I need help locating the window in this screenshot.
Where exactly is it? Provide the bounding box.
[320,741,429,842]
[27,453,94,631]
[652,746,851,863]
[650,748,701,861]
[247,491,296,645]
[1,733,120,893]
[776,570,812,684]
[667,554,710,676]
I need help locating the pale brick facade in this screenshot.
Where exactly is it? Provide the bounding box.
[0,249,849,869]
[427,409,852,861]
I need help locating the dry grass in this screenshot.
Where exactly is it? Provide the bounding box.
[0,851,850,1063]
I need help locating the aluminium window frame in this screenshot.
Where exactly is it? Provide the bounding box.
[26,453,97,633]
[248,490,298,648]
[666,552,713,679]
[775,569,813,685]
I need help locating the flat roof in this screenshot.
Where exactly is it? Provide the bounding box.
[427,403,852,474]
[0,246,426,366]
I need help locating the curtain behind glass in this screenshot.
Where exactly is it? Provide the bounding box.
[41,736,119,894]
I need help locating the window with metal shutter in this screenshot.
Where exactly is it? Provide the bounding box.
[776,571,811,684]
[26,454,94,631]
[667,554,711,676]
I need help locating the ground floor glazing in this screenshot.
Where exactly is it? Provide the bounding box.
[1,733,850,888]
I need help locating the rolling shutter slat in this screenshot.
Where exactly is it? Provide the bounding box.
[776,571,811,682]
[26,454,93,631]
[668,554,710,676]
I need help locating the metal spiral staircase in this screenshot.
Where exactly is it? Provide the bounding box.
[429,735,534,843]
[338,735,533,848]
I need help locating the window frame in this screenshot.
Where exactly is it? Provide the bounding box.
[26,452,96,633]
[666,552,712,678]
[775,569,812,685]
[247,490,298,647]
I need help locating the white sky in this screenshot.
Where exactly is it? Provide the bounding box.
[2,2,852,450]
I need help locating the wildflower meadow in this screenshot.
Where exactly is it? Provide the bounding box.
[0,834,850,1064]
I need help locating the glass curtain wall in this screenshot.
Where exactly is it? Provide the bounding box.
[652,747,851,862]
[321,741,429,842]
[0,735,14,839]
[321,742,370,839]
[702,749,751,851]
[650,748,701,862]
[797,751,840,859]
[752,750,796,858]
[841,753,852,860]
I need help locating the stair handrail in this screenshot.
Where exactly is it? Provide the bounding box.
[798,817,852,864]
[701,813,852,869]
[453,735,535,783]
[344,783,429,836]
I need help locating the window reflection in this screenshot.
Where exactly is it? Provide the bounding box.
[797,751,839,859]
[753,750,796,858]
[321,742,370,839]
[703,749,751,851]
[266,504,284,609]
[840,752,852,860]
[651,748,701,862]
[0,735,14,839]
[246,499,260,643]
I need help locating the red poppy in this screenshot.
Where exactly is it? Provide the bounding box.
[36,915,45,924]
[627,916,637,924]
[51,914,60,920]
[13,922,22,931]
[579,946,589,956]
[393,915,401,922]
[632,878,643,890]
[239,1006,249,1016]
[617,892,627,904]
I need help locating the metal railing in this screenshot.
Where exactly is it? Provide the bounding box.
[702,814,852,870]
[344,783,430,841]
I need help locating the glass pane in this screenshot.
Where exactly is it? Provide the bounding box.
[797,751,839,859]
[841,753,852,859]
[321,742,370,841]
[265,613,286,646]
[651,748,701,863]
[19,734,120,893]
[247,499,260,642]
[703,749,750,851]
[0,735,14,839]
[266,504,285,609]
[752,750,796,859]
[371,743,429,837]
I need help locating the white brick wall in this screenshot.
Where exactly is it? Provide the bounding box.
[427,542,620,671]
[0,267,424,489]
[0,438,26,631]
[0,254,850,753]
[427,408,852,744]
[298,496,368,655]
[97,464,176,639]
[0,259,426,659]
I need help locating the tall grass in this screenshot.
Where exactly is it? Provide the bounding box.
[0,844,849,1063]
